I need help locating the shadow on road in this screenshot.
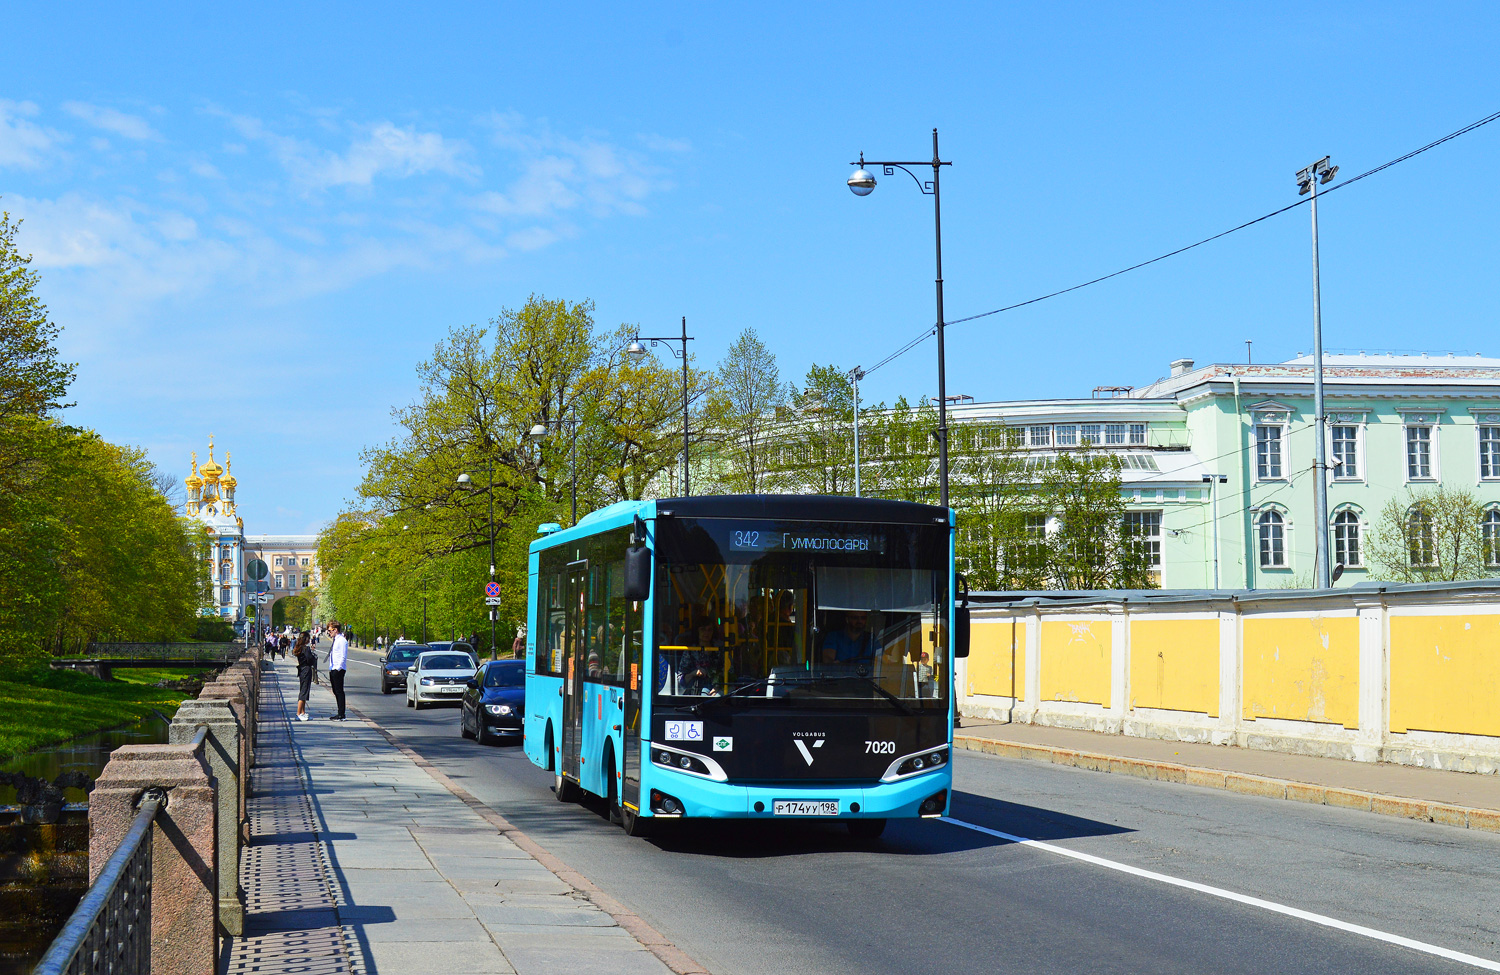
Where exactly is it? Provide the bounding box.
[570,789,1132,859]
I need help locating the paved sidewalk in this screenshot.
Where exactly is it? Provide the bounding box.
[224,662,684,975]
[956,718,1500,832]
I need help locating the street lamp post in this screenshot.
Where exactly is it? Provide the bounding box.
[627,317,694,496]
[850,366,866,497]
[848,129,953,508]
[457,451,497,659]
[1297,156,1338,590]
[527,414,580,524]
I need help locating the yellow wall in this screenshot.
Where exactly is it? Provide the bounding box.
[967,619,1025,699]
[1390,614,1500,737]
[1129,619,1219,716]
[1040,620,1111,705]
[1242,615,1359,728]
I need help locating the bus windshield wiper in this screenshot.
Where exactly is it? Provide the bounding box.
[722,674,820,698]
[814,674,914,715]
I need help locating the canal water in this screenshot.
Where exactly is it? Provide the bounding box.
[0,713,171,975]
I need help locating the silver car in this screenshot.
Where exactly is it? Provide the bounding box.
[405,650,477,710]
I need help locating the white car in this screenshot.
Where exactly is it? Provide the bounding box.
[406,650,478,710]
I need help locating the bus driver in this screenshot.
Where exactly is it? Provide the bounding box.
[820,610,875,664]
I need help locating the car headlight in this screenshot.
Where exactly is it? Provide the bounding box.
[485,704,513,716]
[385,668,400,675]
[419,676,435,685]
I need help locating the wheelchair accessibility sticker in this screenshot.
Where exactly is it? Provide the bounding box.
[664,720,704,742]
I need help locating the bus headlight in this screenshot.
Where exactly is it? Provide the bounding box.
[653,749,711,776]
[885,747,949,780]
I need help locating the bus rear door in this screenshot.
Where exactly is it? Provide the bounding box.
[561,560,588,784]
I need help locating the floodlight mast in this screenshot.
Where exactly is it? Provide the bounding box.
[1297,156,1338,590]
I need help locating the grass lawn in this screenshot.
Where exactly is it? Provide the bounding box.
[0,666,216,763]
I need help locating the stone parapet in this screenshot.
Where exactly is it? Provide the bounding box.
[89,741,218,975]
[171,699,244,936]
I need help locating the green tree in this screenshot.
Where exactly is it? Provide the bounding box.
[1367,486,1489,583]
[1039,452,1156,590]
[0,210,73,420]
[709,328,784,493]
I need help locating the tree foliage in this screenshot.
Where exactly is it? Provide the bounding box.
[317,295,713,652]
[1367,486,1490,583]
[0,212,203,661]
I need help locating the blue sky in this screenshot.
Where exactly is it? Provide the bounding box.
[5,3,1498,533]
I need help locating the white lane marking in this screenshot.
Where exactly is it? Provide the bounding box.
[943,816,1500,972]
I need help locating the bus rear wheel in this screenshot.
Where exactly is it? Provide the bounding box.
[848,818,887,840]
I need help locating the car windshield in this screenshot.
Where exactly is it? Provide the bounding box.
[654,518,948,706]
[387,647,423,662]
[484,663,524,688]
[422,654,474,671]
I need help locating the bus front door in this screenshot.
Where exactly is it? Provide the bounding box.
[561,562,587,783]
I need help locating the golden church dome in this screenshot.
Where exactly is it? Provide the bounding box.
[221,453,237,490]
[185,452,204,490]
[199,438,224,481]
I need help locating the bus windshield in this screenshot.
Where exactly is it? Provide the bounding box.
[654,518,949,706]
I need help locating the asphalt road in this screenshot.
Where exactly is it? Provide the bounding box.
[326,645,1500,975]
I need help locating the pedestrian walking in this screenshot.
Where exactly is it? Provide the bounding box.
[294,631,316,721]
[511,624,526,659]
[326,621,348,721]
[278,633,291,660]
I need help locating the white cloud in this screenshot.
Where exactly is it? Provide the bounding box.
[0,100,59,168]
[471,113,663,223]
[63,101,160,141]
[217,111,474,191]
[312,122,473,188]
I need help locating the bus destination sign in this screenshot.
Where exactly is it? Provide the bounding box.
[730,529,886,554]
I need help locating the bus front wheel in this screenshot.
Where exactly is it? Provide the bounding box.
[621,806,653,838]
[848,819,887,840]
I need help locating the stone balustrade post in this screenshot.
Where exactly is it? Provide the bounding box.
[170,700,244,936]
[197,683,250,832]
[89,741,218,975]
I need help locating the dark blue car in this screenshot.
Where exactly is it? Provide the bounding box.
[460,659,525,744]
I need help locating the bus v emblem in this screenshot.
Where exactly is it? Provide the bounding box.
[793,739,824,766]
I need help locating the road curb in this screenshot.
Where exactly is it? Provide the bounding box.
[350,707,713,975]
[954,733,1500,834]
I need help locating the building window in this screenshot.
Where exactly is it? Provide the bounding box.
[1257,510,1286,568]
[221,586,231,603]
[1481,427,1500,480]
[1054,424,1077,447]
[274,556,284,567]
[1484,509,1500,568]
[1080,424,1101,446]
[1255,424,1284,480]
[1333,510,1361,568]
[1005,427,1024,449]
[1407,507,1435,567]
[1128,423,1147,446]
[301,557,310,567]
[1331,425,1359,479]
[1406,424,1434,480]
[1105,424,1126,446]
[275,574,284,589]
[1124,510,1162,569]
[302,574,310,588]
[1028,425,1051,448]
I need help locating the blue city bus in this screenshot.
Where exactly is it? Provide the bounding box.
[522,495,969,838]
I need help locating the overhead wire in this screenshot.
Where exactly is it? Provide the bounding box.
[861,108,1500,379]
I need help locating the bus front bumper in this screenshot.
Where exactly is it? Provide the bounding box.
[648,767,951,820]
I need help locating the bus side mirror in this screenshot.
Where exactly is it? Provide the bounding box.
[624,545,652,602]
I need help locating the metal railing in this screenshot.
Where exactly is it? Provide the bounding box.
[33,787,163,975]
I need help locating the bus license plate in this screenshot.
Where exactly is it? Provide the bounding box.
[773,800,839,816]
